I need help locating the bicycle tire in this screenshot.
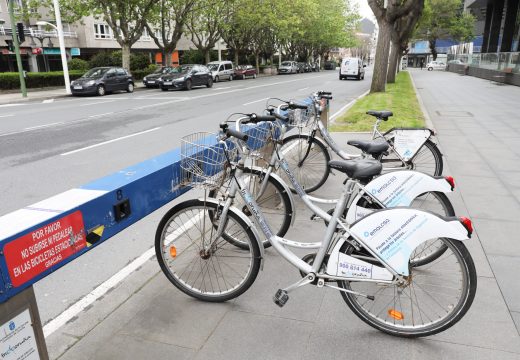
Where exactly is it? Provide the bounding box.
[280,134,331,193]
[378,139,443,177]
[337,238,476,337]
[155,199,261,302]
[209,167,293,249]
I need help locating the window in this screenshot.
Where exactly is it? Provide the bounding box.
[140,27,150,41]
[116,68,126,76]
[94,24,113,39]
[224,63,232,70]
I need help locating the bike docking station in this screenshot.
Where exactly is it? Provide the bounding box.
[0,97,314,358]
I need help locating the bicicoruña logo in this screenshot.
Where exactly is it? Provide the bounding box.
[366,218,390,237]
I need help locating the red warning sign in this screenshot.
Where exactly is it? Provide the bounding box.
[4,211,86,287]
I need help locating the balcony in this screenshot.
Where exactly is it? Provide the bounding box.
[0,27,78,38]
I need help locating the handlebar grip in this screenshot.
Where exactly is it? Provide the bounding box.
[272,112,289,122]
[255,115,277,122]
[289,101,308,110]
[318,91,332,95]
[321,95,333,100]
[226,128,249,141]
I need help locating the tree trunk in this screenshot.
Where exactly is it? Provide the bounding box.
[255,53,260,73]
[234,50,239,66]
[122,43,131,71]
[429,39,437,61]
[370,19,392,93]
[204,49,211,64]
[165,50,173,66]
[387,41,400,83]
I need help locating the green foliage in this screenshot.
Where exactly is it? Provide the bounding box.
[130,69,155,80]
[180,49,206,64]
[0,71,85,90]
[331,72,425,132]
[67,58,89,71]
[87,51,150,70]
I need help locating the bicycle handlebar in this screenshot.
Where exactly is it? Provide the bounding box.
[317,91,332,95]
[226,128,249,141]
[288,101,308,110]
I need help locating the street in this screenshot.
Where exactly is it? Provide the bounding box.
[0,69,372,326]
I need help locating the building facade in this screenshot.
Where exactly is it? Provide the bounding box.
[0,1,193,72]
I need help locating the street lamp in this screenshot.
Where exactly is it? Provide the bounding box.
[36,1,70,94]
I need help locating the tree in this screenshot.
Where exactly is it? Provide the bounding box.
[368,0,424,93]
[414,0,475,61]
[38,0,156,70]
[145,0,197,66]
[387,1,424,83]
[186,0,228,64]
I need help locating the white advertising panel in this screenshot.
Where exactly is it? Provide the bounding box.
[391,129,430,161]
[0,309,39,360]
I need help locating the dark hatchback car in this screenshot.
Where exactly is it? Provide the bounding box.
[71,67,134,96]
[159,64,213,91]
[234,65,257,79]
[143,67,174,88]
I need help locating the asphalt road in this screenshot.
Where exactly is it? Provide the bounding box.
[0,68,372,327]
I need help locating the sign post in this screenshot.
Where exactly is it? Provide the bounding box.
[7,0,27,98]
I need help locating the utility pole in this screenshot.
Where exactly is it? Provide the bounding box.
[53,0,71,94]
[8,0,27,98]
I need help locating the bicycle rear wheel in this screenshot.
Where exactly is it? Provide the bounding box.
[155,199,261,302]
[209,167,293,248]
[378,139,443,176]
[337,238,476,337]
[280,134,331,193]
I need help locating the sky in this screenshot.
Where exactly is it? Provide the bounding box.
[352,0,375,20]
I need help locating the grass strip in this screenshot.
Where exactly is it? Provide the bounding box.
[331,71,425,132]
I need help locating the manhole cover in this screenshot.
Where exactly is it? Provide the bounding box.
[435,111,474,117]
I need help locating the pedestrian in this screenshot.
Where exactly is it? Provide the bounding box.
[420,59,424,70]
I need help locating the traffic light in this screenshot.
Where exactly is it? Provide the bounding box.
[17,22,25,43]
[5,39,14,52]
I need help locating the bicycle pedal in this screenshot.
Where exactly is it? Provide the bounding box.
[310,214,321,221]
[273,289,289,307]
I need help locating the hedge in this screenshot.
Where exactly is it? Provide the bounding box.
[0,71,85,90]
[0,69,155,90]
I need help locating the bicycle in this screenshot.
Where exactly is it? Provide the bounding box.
[277,91,443,193]
[155,126,477,337]
[212,113,454,265]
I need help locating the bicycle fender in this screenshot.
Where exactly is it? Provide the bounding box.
[197,197,265,267]
[346,171,453,223]
[386,129,431,161]
[350,208,469,276]
[249,166,296,227]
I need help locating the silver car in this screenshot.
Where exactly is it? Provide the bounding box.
[278,61,298,74]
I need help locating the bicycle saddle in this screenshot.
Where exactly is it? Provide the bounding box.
[366,110,393,120]
[328,159,382,181]
[347,139,389,155]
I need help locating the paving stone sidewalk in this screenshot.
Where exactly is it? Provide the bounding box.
[44,69,520,359]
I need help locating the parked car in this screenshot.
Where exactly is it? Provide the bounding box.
[207,60,234,82]
[448,59,464,65]
[339,57,365,80]
[234,65,257,79]
[143,67,174,88]
[159,64,212,91]
[278,61,298,74]
[71,67,134,96]
[303,63,312,72]
[324,61,336,70]
[310,62,320,72]
[296,62,306,73]
[426,61,446,71]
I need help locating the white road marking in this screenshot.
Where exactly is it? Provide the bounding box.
[61,127,161,156]
[79,100,116,107]
[0,103,24,108]
[88,112,114,118]
[298,87,309,91]
[42,99,55,103]
[0,114,14,118]
[42,213,202,338]
[242,97,268,106]
[24,122,62,130]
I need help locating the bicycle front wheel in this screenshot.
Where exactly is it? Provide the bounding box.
[155,199,261,302]
[280,134,331,193]
[378,139,443,176]
[337,238,477,337]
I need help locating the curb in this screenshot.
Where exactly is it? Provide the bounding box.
[329,89,370,125]
[409,71,436,130]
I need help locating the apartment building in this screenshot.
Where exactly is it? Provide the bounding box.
[0,1,193,72]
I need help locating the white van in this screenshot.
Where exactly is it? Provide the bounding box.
[339,57,365,80]
[207,60,234,82]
